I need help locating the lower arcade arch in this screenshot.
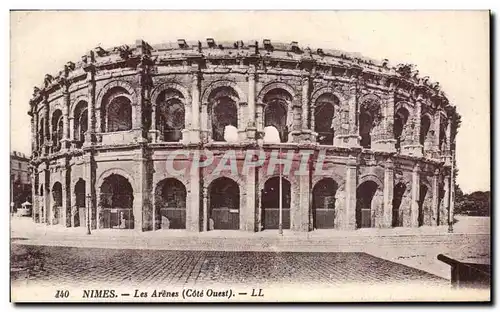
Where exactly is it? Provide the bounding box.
[261,177,291,230]
[52,182,63,225]
[154,178,187,230]
[418,184,429,227]
[355,180,382,228]
[208,177,240,230]
[74,179,86,227]
[312,178,339,229]
[99,174,134,229]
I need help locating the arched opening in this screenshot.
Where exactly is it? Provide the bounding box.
[314,94,338,145]
[394,108,410,151]
[209,87,239,142]
[418,184,429,227]
[359,97,381,149]
[356,181,378,228]
[51,110,63,152]
[208,177,240,230]
[74,179,86,227]
[154,178,187,230]
[312,178,338,229]
[99,174,134,229]
[107,97,132,132]
[420,114,431,147]
[101,87,134,133]
[156,89,185,142]
[264,89,291,143]
[261,177,291,230]
[51,182,63,225]
[359,112,373,148]
[437,184,446,225]
[392,182,407,227]
[73,101,88,148]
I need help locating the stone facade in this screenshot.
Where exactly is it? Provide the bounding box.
[28,39,458,232]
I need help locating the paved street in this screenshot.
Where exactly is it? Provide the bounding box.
[11,243,447,289]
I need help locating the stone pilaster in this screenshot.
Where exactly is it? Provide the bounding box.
[431,169,439,226]
[441,173,451,226]
[30,171,37,222]
[432,111,441,159]
[382,158,394,228]
[83,153,97,229]
[43,164,50,225]
[200,102,209,143]
[186,155,201,232]
[301,75,312,142]
[133,149,149,231]
[84,52,96,146]
[243,165,256,231]
[410,163,420,227]
[372,93,396,152]
[43,98,50,156]
[294,173,310,232]
[343,155,357,230]
[246,68,257,141]
[190,72,201,144]
[343,85,360,147]
[61,174,69,227]
[202,186,209,231]
[60,81,71,151]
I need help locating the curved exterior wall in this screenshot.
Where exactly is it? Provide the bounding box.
[28,39,458,232]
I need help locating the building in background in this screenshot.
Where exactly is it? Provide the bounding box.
[11,151,32,213]
[28,39,459,232]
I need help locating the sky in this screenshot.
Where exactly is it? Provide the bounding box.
[9,11,490,193]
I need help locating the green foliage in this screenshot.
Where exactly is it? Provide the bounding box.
[454,184,490,216]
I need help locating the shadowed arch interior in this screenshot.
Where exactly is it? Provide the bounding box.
[74,179,86,227]
[392,182,407,227]
[394,107,410,151]
[101,87,133,132]
[261,177,291,230]
[356,181,378,228]
[420,114,432,147]
[156,89,185,142]
[154,178,187,230]
[312,178,339,229]
[208,177,240,230]
[51,110,63,152]
[73,101,88,148]
[264,89,291,143]
[99,174,134,229]
[314,94,338,145]
[418,184,429,226]
[51,182,63,225]
[209,87,239,142]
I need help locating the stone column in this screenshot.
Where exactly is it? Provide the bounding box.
[372,93,396,152]
[382,158,394,228]
[61,88,70,151]
[295,172,311,232]
[186,156,201,232]
[133,149,149,231]
[85,59,96,145]
[43,99,50,155]
[441,173,450,226]
[149,93,158,142]
[431,169,439,226]
[246,68,257,141]
[70,191,77,227]
[301,75,312,142]
[33,112,39,153]
[433,112,441,158]
[338,85,359,147]
[410,164,420,227]
[200,102,209,143]
[83,153,97,229]
[61,173,69,227]
[202,186,208,232]
[343,155,357,230]
[243,165,256,231]
[190,72,201,144]
[43,165,50,225]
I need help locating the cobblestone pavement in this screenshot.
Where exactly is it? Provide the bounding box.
[11,244,447,289]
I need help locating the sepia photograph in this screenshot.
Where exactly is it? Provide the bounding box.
[9,10,491,302]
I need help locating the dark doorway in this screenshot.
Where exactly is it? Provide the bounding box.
[209,177,240,230]
[356,181,378,228]
[155,178,187,229]
[312,178,338,229]
[392,182,407,227]
[99,174,134,229]
[261,177,291,230]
